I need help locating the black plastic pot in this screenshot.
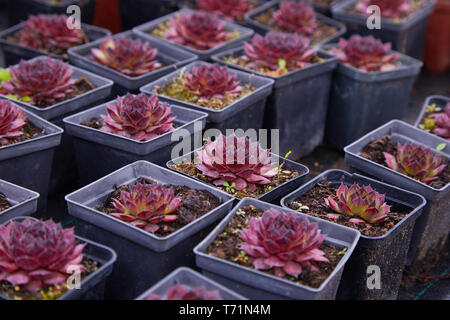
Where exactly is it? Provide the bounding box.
[0,22,110,66]
[0,179,39,224]
[414,95,450,144]
[0,100,63,217]
[141,61,274,134]
[65,160,235,300]
[136,267,247,300]
[307,0,345,16]
[167,148,310,204]
[63,96,207,185]
[324,45,422,149]
[194,198,360,300]
[344,120,450,271]
[281,169,426,300]
[119,0,179,31]
[68,30,198,98]
[212,47,338,159]
[331,0,436,59]
[244,0,346,46]
[133,8,255,61]
[6,0,97,27]
[0,216,116,300]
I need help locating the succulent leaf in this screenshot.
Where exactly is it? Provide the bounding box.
[197,0,252,21]
[0,100,26,145]
[356,0,410,19]
[429,103,450,140]
[273,1,317,36]
[147,284,222,300]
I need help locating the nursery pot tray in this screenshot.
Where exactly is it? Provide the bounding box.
[324,46,423,149]
[244,0,346,46]
[194,198,360,300]
[414,95,450,145]
[212,47,338,159]
[167,149,310,204]
[344,120,450,270]
[133,8,255,61]
[140,61,275,134]
[331,0,436,59]
[65,160,235,300]
[0,216,117,300]
[63,99,207,185]
[0,179,39,224]
[68,30,198,96]
[0,102,63,216]
[281,169,426,300]
[0,22,110,66]
[136,267,247,300]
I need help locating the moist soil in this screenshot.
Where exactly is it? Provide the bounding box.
[253,7,338,44]
[0,193,12,212]
[223,54,325,77]
[170,162,301,199]
[153,74,255,110]
[360,136,450,189]
[206,205,344,289]
[0,256,99,300]
[285,181,411,237]
[98,177,221,237]
[33,77,96,109]
[0,121,45,147]
[346,0,426,22]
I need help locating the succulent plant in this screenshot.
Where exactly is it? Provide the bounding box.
[184,64,242,98]
[273,1,317,36]
[428,103,450,140]
[0,100,26,145]
[0,219,85,292]
[91,37,162,77]
[356,0,410,19]
[197,0,252,21]
[165,11,229,50]
[240,209,328,278]
[1,57,75,105]
[147,284,222,300]
[383,143,447,184]
[101,93,176,141]
[325,183,390,224]
[17,14,86,52]
[243,31,316,70]
[331,35,398,72]
[110,182,181,233]
[196,134,277,192]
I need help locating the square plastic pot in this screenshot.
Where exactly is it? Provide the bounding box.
[0,21,110,66]
[119,0,179,31]
[244,0,346,46]
[133,8,255,61]
[280,169,426,300]
[331,0,436,59]
[136,267,247,300]
[414,95,450,145]
[0,101,63,217]
[0,216,116,300]
[141,61,274,134]
[212,47,338,159]
[194,198,360,300]
[65,160,235,300]
[167,148,310,204]
[324,46,423,149]
[63,97,208,185]
[344,120,450,271]
[0,179,39,224]
[308,0,346,16]
[68,30,198,98]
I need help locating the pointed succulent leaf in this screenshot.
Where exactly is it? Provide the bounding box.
[273,1,317,36]
[0,100,27,146]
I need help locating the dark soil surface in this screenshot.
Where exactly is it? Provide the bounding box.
[170,162,301,199]
[0,192,11,212]
[0,256,99,300]
[34,77,96,109]
[360,136,450,189]
[285,181,411,237]
[253,7,338,44]
[98,177,221,237]
[0,121,45,147]
[206,205,344,288]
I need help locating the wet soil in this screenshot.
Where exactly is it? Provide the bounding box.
[0,192,12,212]
[0,121,45,147]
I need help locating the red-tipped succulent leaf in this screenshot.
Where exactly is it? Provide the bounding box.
[0,100,26,145]
[273,1,317,36]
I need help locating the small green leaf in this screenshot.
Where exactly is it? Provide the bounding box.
[0,68,11,82]
[223,181,230,187]
[338,247,348,256]
[21,96,31,102]
[436,143,446,153]
[278,59,286,69]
